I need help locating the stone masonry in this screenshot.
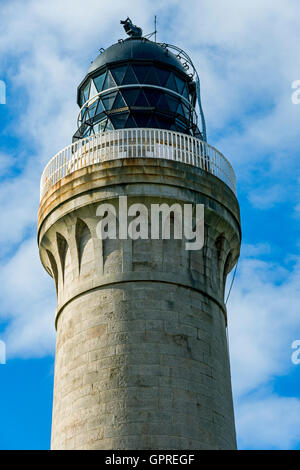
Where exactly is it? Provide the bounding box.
[37,157,241,449]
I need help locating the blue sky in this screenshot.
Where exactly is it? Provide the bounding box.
[0,0,300,450]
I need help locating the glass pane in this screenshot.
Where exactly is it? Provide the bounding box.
[175,117,186,130]
[182,83,189,100]
[174,75,185,95]
[147,115,158,128]
[83,81,91,102]
[89,101,98,118]
[176,102,185,117]
[94,118,107,133]
[103,70,116,91]
[78,122,86,136]
[81,107,88,121]
[165,73,178,93]
[102,91,117,110]
[88,101,98,118]
[89,80,98,100]
[166,95,179,113]
[83,127,91,137]
[134,90,149,107]
[122,88,140,106]
[93,123,100,134]
[96,99,105,115]
[134,114,150,127]
[111,66,127,85]
[157,117,171,130]
[94,73,105,92]
[144,89,160,106]
[151,115,161,128]
[157,68,170,87]
[80,90,85,106]
[145,67,159,85]
[99,118,108,132]
[125,115,137,128]
[113,92,127,109]
[110,113,129,129]
[182,103,190,120]
[157,94,170,111]
[121,65,138,85]
[133,65,149,83]
[106,120,114,130]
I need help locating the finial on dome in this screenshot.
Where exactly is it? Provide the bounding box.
[120,17,143,38]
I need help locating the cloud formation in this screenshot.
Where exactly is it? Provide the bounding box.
[236,394,300,450]
[227,251,300,449]
[229,253,300,397]
[0,0,300,449]
[0,238,56,357]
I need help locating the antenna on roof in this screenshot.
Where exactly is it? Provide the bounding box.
[144,15,158,41]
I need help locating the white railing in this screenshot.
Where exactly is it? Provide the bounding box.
[40,129,236,200]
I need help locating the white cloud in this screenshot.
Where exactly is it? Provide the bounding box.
[0,168,39,254]
[248,184,285,209]
[241,243,271,257]
[236,394,300,450]
[166,0,300,190]
[0,0,300,450]
[0,237,56,358]
[228,253,300,397]
[0,152,14,176]
[0,0,299,250]
[227,250,300,449]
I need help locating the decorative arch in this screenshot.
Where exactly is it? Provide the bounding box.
[75,218,92,273]
[46,249,59,295]
[215,233,226,265]
[56,233,68,283]
[223,251,233,294]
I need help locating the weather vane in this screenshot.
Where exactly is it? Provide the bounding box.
[120,17,143,38]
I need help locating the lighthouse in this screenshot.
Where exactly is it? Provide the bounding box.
[38,19,241,450]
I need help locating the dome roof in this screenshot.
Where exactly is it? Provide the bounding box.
[73,35,202,142]
[88,38,187,75]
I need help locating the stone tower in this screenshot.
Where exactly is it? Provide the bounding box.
[38,20,241,450]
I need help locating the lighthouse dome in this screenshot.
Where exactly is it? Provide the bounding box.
[74,37,200,140]
[87,38,187,75]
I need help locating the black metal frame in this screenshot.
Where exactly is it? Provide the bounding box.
[73,40,204,142]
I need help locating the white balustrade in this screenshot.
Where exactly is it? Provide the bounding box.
[40,129,236,200]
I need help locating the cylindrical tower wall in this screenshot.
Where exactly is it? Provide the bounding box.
[38,159,241,450]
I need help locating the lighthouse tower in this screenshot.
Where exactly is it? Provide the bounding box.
[38,19,241,450]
